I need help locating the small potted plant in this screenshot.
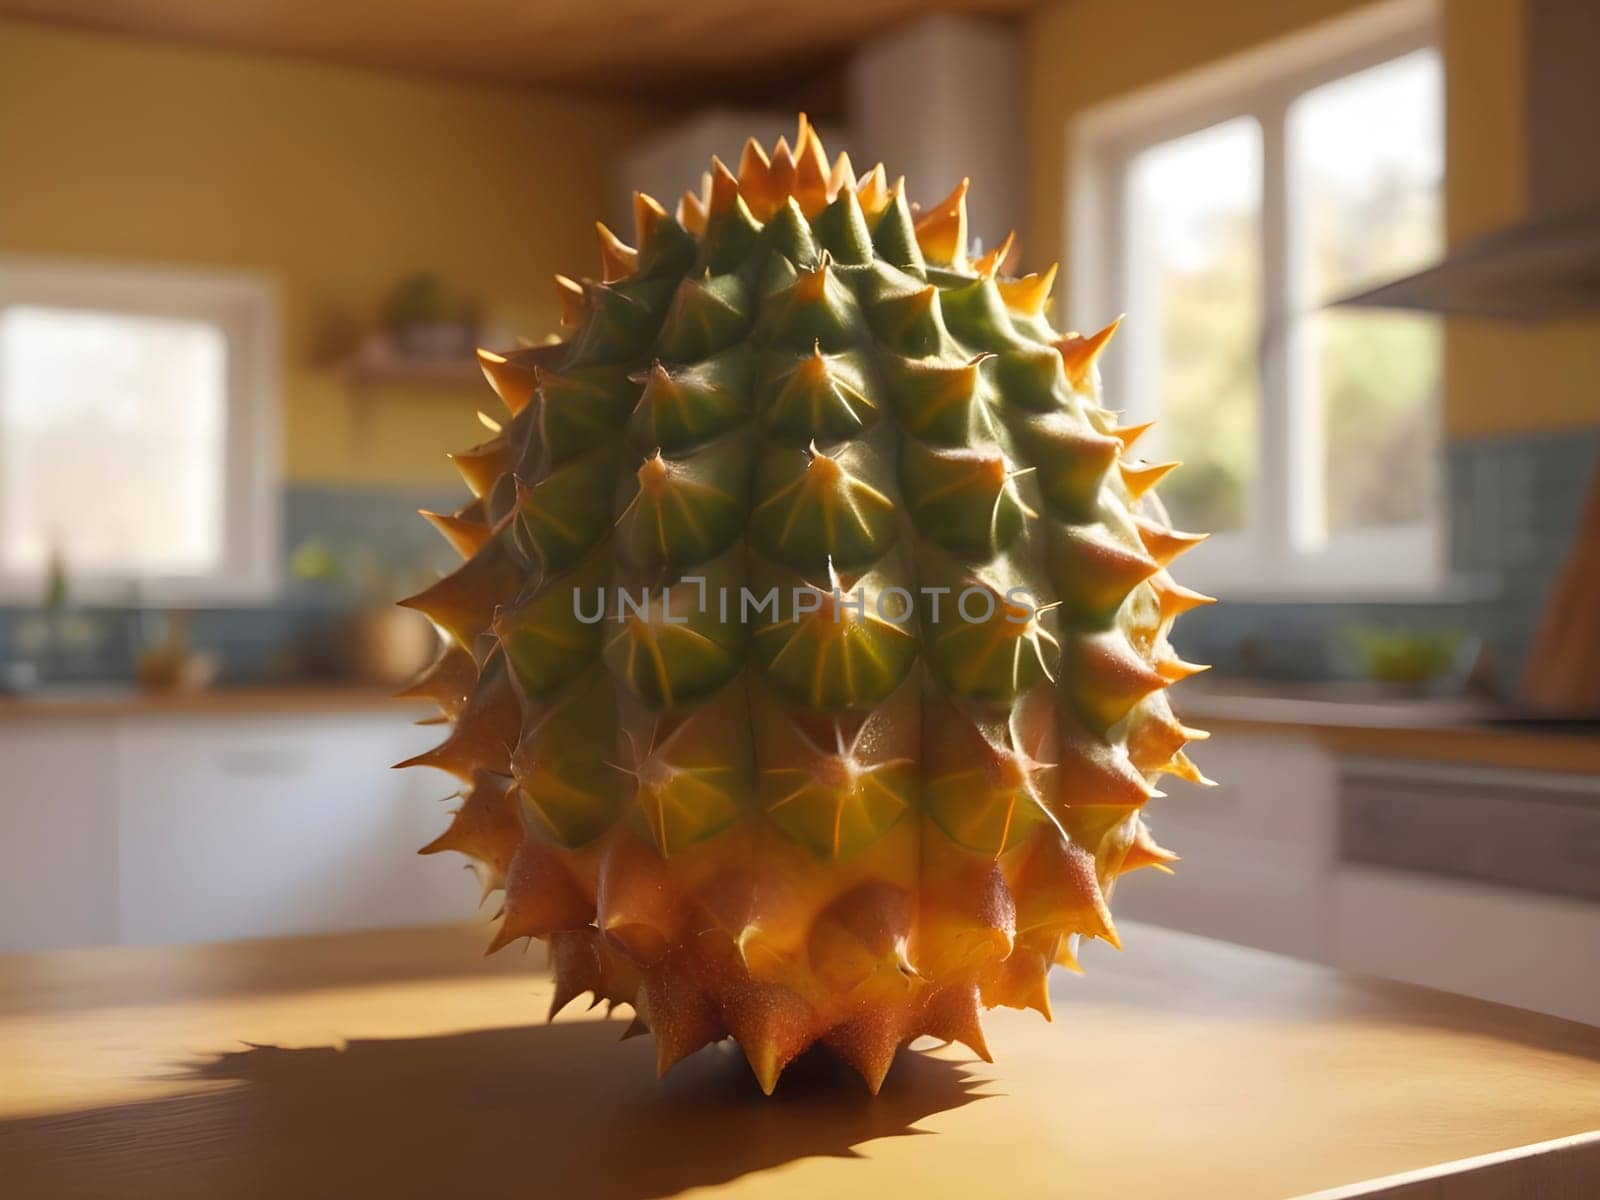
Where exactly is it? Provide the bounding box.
[291,540,437,687]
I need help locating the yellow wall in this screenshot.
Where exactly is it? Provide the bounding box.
[1024,0,1599,438]
[0,20,658,486]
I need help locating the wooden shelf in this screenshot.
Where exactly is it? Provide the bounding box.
[339,338,482,389]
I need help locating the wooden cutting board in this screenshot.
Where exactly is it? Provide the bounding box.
[1523,451,1600,715]
[2,923,1596,1199]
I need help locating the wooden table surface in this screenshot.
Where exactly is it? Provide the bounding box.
[2,923,1596,1199]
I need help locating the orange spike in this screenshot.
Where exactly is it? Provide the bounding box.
[547,929,601,1018]
[984,943,1054,1019]
[1056,315,1123,391]
[737,136,770,181]
[997,263,1058,316]
[913,177,970,266]
[708,155,740,216]
[596,834,682,964]
[971,231,1016,280]
[793,115,831,216]
[1122,823,1181,875]
[394,643,476,723]
[475,348,538,416]
[554,274,584,328]
[1110,420,1155,451]
[446,437,510,499]
[739,136,787,220]
[828,150,856,196]
[487,837,595,952]
[919,983,994,1063]
[723,979,815,1095]
[418,770,521,894]
[1163,748,1217,787]
[1120,459,1180,499]
[595,221,638,282]
[856,163,892,218]
[823,1011,904,1094]
[639,962,724,1076]
[1153,577,1219,621]
[1134,518,1210,565]
[419,509,489,559]
[633,190,668,247]
[678,187,707,236]
[1155,655,1211,684]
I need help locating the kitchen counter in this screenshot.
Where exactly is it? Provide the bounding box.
[1180,680,1600,773]
[2,922,1596,1199]
[0,683,429,721]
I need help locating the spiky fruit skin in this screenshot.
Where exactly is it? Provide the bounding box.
[400,119,1214,1095]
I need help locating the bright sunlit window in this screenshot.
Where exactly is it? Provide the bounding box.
[0,259,279,603]
[1071,0,1443,596]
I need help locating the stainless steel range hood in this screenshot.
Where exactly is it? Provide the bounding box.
[1334,0,1600,319]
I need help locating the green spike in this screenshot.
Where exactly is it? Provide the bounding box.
[533,365,639,463]
[564,277,675,367]
[756,197,821,269]
[513,670,621,848]
[1049,523,1160,626]
[753,678,919,861]
[698,197,762,274]
[617,683,753,855]
[512,447,618,574]
[747,560,918,712]
[811,188,875,265]
[754,257,866,353]
[494,550,612,698]
[759,344,880,444]
[1012,411,1121,522]
[870,190,926,275]
[865,278,947,357]
[991,344,1069,414]
[635,215,698,280]
[749,443,898,570]
[936,277,1020,352]
[919,559,1057,704]
[616,442,750,570]
[881,352,997,446]
[900,442,1029,559]
[656,272,751,362]
[626,350,752,453]
[602,555,746,709]
[922,695,1055,857]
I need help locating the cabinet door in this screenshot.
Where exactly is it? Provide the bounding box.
[0,721,118,952]
[116,711,481,945]
[1111,732,1336,961]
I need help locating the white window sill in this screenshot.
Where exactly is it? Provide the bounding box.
[1195,572,1498,606]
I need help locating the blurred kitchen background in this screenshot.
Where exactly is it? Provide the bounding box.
[1,1,1596,1023]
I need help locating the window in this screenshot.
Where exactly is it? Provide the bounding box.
[0,258,279,604]
[1070,0,1443,596]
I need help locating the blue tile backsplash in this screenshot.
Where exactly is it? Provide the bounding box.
[3,428,1596,693]
[1171,427,1600,692]
[0,483,461,686]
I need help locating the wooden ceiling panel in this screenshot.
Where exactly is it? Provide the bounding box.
[0,0,1030,93]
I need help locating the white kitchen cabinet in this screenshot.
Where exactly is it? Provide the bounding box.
[115,712,479,946]
[1332,865,1600,1026]
[1111,731,1337,961]
[0,721,119,952]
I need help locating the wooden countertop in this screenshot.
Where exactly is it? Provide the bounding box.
[1181,684,1600,774]
[0,684,427,722]
[2,923,1595,1199]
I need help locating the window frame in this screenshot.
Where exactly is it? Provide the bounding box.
[0,255,281,606]
[1067,0,1444,600]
